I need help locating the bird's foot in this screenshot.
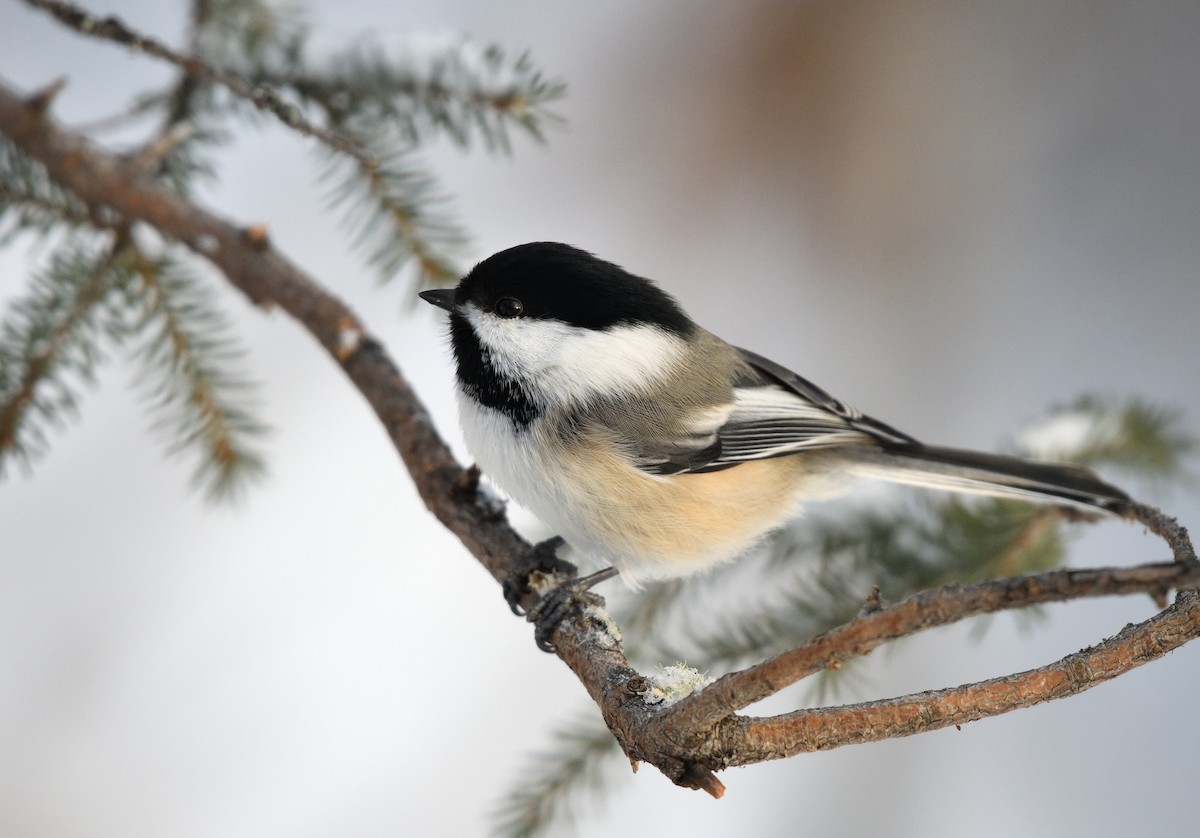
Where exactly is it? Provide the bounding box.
[527,567,620,653]
[503,535,575,616]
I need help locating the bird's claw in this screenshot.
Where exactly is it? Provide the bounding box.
[526,567,620,653]
[503,535,575,616]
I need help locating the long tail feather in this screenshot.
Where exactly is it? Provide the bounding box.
[846,444,1131,515]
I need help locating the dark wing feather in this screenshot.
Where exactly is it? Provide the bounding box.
[639,435,724,475]
[734,347,918,447]
[637,347,915,475]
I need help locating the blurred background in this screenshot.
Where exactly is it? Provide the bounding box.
[2,1,1199,836]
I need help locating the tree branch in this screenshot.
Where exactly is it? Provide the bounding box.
[0,78,519,577]
[660,554,1200,735]
[725,588,1200,765]
[1,77,1196,796]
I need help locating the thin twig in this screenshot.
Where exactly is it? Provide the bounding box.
[662,560,1200,734]
[726,589,1200,765]
[22,0,376,168]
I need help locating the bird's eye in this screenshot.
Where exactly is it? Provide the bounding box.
[496,297,524,318]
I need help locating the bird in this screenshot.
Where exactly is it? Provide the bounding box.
[421,242,1130,641]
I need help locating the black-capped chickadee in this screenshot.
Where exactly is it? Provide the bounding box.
[421,242,1130,593]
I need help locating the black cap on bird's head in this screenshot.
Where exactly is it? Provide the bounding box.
[419,242,695,336]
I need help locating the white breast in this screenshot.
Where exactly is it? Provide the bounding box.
[455,387,633,576]
[455,388,594,550]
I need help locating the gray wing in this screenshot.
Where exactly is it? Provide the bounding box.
[624,347,1131,516]
[637,347,918,476]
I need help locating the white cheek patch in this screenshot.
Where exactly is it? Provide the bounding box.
[464,304,688,404]
[553,322,689,400]
[464,303,565,384]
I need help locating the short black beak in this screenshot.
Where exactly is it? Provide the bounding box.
[419,288,457,312]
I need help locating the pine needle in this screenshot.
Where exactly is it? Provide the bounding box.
[490,713,622,838]
[319,140,466,287]
[0,239,129,473]
[0,136,94,245]
[273,36,565,155]
[125,248,267,500]
[1020,394,1198,487]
